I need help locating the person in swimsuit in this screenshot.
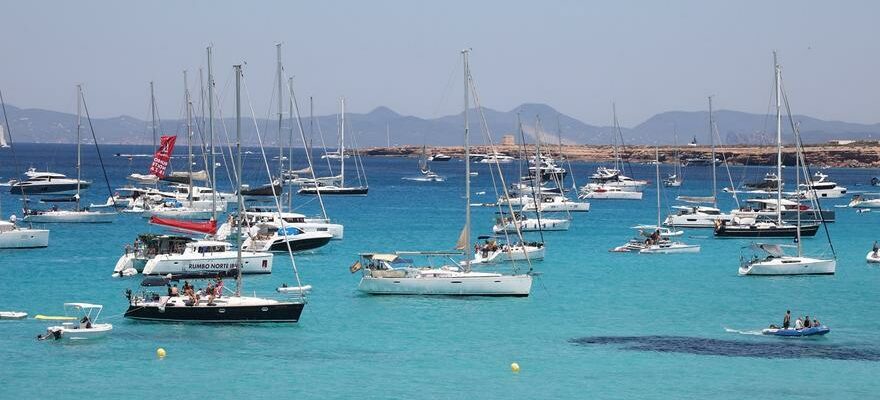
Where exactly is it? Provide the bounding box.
[783,310,791,329]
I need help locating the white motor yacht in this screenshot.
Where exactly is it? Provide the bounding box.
[9,169,89,195]
[242,224,333,253]
[797,172,846,199]
[113,234,272,277]
[216,210,344,240]
[663,205,731,228]
[578,184,643,200]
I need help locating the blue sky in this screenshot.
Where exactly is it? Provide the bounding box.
[1,0,877,125]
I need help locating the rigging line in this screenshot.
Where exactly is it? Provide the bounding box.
[284,74,328,220]
[241,75,306,299]
[468,69,532,274]
[781,81,835,258]
[213,74,239,188]
[188,100,213,187]
[713,118,740,208]
[0,89,33,223]
[522,116,545,245]
[314,109,335,176]
[79,87,118,209]
[430,57,460,118]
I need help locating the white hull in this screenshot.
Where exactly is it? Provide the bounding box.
[663,213,732,228]
[639,243,701,254]
[493,218,570,233]
[217,221,344,241]
[800,187,847,199]
[580,190,643,200]
[141,252,273,275]
[849,198,880,208]
[521,201,590,212]
[45,323,112,340]
[866,251,880,263]
[24,210,116,223]
[0,226,49,248]
[472,245,545,264]
[739,256,836,275]
[358,273,532,296]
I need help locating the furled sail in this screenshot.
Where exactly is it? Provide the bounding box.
[149,216,217,235]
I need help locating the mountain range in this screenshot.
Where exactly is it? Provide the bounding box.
[2,103,878,147]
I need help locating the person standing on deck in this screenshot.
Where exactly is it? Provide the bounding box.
[783,310,791,329]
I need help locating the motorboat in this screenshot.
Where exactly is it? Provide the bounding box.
[298,183,369,196]
[0,311,27,319]
[578,184,643,200]
[739,243,835,275]
[428,153,452,161]
[242,224,333,252]
[492,212,570,233]
[0,219,49,248]
[663,205,732,228]
[478,153,515,164]
[849,194,880,208]
[733,198,834,223]
[681,156,721,166]
[587,167,648,189]
[9,169,90,195]
[663,173,682,187]
[355,253,532,296]
[216,209,344,240]
[741,172,782,193]
[521,194,590,212]
[38,303,112,341]
[797,172,846,199]
[762,325,830,337]
[112,234,272,277]
[866,245,880,263]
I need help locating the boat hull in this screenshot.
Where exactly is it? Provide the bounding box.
[298,186,369,196]
[739,257,836,275]
[762,326,830,336]
[141,252,273,275]
[263,235,332,252]
[664,213,732,228]
[493,218,570,233]
[0,228,49,248]
[358,274,532,297]
[639,243,701,254]
[10,182,89,195]
[714,223,820,238]
[125,299,304,323]
[24,211,116,223]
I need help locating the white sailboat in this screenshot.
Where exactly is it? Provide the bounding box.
[23,85,116,223]
[0,124,9,148]
[299,98,369,195]
[355,50,532,297]
[738,53,835,276]
[638,149,699,254]
[403,144,446,182]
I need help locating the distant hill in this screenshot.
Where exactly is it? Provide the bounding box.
[1,103,878,147]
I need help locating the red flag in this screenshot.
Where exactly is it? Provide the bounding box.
[148,135,177,178]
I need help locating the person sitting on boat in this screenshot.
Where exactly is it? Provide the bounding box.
[79,316,92,329]
[214,277,224,298]
[813,318,821,327]
[804,316,812,328]
[206,282,216,306]
[170,284,179,297]
[795,317,804,330]
[783,310,791,329]
[874,241,879,257]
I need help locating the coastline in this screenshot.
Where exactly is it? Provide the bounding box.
[361,144,880,168]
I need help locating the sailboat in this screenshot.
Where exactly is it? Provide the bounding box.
[0,124,9,148]
[0,92,49,248]
[124,64,306,322]
[298,98,369,195]
[715,56,820,238]
[23,85,116,223]
[663,128,682,187]
[739,55,835,275]
[580,105,647,198]
[403,144,445,182]
[355,50,532,297]
[663,97,733,228]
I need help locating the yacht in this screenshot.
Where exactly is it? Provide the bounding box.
[664,205,732,228]
[216,209,344,240]
[113,234,273,277]
[242,224,332,252]
[739,243,835,275]
[587,167,648,190]
[471,239,545,264]
[9,169,89,195]
[478,153,515,164]
[797,172,846,199]
[493,211,570,233]
[521,194,590,212]
[578,184,643,200]
[428,153,452,161]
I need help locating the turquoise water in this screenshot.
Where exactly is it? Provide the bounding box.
[2,144,880,399]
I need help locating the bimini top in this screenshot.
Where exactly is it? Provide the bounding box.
[64,303,103,310]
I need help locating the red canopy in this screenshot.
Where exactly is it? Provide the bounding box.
[149,216,217,235]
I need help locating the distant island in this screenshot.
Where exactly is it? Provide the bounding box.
[2,102,879,147]
[363,142,880,168]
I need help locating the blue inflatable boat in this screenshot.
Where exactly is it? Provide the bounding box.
[762,325,830,337]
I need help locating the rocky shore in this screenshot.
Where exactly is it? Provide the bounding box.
[361,143,880,168]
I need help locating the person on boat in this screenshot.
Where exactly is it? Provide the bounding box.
[170,284,179,297]
[783,310,791,329]
[80,316,92,329]
[795,317,804,330]
[214,277,224,298]
[804,316,812,328]
[873,241,879,257]
[813,318,821,327]
[206,281,216,306]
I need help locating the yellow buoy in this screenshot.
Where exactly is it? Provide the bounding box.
[156,348,166,358]
[510,362,520,373]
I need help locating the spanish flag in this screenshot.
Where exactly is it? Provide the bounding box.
[349,260,362,273]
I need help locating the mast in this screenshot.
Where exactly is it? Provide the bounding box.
[75,84,82,212]
[184,70,193,205]
[276,43,284,180]
[287,77,294,211]
[386,123,390,147]
[655,147,661,228]
[234,64,243,296]
[612,103,620,171]
[340,97,346,188]
[796,125,802,256]
[709,96,717,208]
[150,81,157,149]
[207,46,216,221]
[462,49,472,272]
[774,51,782,225]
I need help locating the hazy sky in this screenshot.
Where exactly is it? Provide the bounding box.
[1,0,877,126]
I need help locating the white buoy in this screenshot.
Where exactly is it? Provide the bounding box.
[510,362,520,373]
[157,348,166,358]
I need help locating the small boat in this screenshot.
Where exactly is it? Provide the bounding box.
[38,303,112,341]
[762,325,830,337]
[428,153,452,161]
[866,248,880,263]
[0,311,27,319]
[849,194,880,208]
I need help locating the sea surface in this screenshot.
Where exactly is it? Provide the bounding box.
[1,143,880,399]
